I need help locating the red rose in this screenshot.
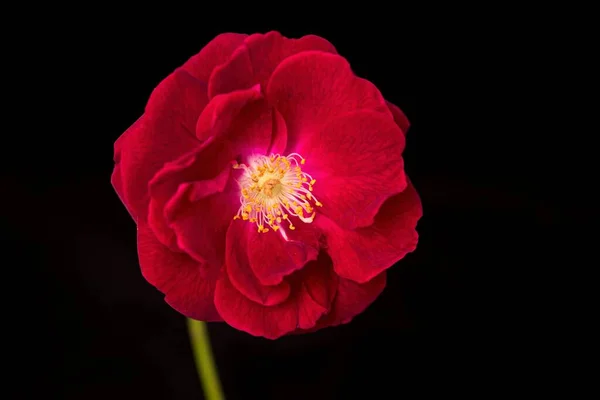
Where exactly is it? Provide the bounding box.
[112,31,422,339]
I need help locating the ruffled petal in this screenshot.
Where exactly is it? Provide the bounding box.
[163,164,233,260]
[208,31,337,98]
[386,100,410,135]
[181,33,247,82]
[302,110,407,229]
[148,83,280,263]
[148,191,178,251]
[195,85,262,142]
[318,181,422,283]
[137,222,222,321]
[266,51,390,152]
[315,272,386,328]
[147,137,236,253]
[215,252,337,339]
[112,70,208,222]
[168,184,238,267]
[150,150,239,265]
[246,219,321,286]
[195,85,274,158]
[225,220,291,306]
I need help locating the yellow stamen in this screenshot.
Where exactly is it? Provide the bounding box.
[231,153,322,236]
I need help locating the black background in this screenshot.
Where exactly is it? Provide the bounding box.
[5,15,569,399]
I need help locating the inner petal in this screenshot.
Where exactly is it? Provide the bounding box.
[232,153,322,237]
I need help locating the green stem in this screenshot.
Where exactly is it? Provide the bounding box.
[187,319,225,400]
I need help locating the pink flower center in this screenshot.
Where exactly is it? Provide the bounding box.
[232,153,323,236]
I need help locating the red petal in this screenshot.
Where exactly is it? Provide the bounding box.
[181,33,247,82]
[302,110,407,229]
[163,167,232,224]
[195,86,273,158]
[195,84,262,142]
[300,254,338,312]
[112,115,141,221]
[148,195,178,251]
[148,85,283,265]
[215,252,337,339]
[112,70,207,222]
[111,163,128,217]
[149,151,238,265]
[169,185,238,267]
[316,272,386,328]
[111,115,145,222]
[208,31,337,99]
[268,107,288,154]
[225,220,291,306]
[137,222,222,321]
[147,137,236,252]
[266,51,390,152]
[386,100,410,135]
[246,219,321,286]
[318,181,422,283]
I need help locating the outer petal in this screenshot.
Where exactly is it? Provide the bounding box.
[386,100,410,135]
[302,110,407,229]
[112,115,144,221]
[315,272,386,329]
[215,252,337,339]
[225,220,291,306]
[181,33,248,82]
[266,51,391,152]
[208,31,337,98]
[112,70,208,222]
[137,222,222,321]
[318,181,422,283]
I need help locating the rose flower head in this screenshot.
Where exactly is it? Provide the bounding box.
[112,31,422,339]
